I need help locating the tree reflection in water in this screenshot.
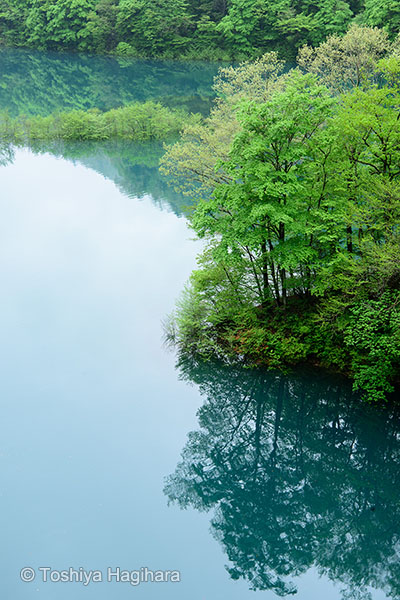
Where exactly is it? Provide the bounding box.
[0,142,15,167]
[0,140,191,216]
[165,356,400,599]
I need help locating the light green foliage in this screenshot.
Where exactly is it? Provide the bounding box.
[163,284,225,359]
[115,41,135,55]
[335,76,400,178]
[165,51,400,401]
[164,244,260,357]
[313,69,400,302]
[0,101,198,142]
[298,24,390,91]
[191,71,335,306]
[160,53,286,199]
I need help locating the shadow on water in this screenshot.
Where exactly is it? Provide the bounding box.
[165,355,400,599]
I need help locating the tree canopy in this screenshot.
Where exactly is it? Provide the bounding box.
[2,0,400,59]
[163,34,400,401]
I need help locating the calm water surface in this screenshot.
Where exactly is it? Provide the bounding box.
[0,48,220,115]
[0,51,398,600]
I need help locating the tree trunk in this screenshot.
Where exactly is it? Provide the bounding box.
[346,225,353,253]
[260,240,269,308]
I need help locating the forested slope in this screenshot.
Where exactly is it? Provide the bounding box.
[0,0,399,59]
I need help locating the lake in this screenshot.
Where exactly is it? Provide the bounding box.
[0,49,399,600]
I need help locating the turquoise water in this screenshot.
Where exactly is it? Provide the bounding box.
[0,48,220,116]
[0,51,398,599]
[167,357,400,599]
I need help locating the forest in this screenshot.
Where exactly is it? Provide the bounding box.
[162,27,400,402]
[0,0,399,59]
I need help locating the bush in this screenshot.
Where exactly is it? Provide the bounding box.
[0,102,200,142]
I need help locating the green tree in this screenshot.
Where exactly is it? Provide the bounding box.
[0,0,29,45]
[85,0,119,52]
[26,0,95,50]
[361,0,400,39]
[190,71,335,307]
[308,0,353,45]
[298,24,390,91]
[216,0,265,55]
[163,54,400,400]
[115,0,193,56]
[314,63,400,292]
[160,53,287,200]
[345,292,400,401]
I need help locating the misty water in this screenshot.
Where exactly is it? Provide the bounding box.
[0,49,399,600]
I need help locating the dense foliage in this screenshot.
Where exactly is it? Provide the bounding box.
[0,101,198,141]
[162,27,400,401]
[1,0,400,59]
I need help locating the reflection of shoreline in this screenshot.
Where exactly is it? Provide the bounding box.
[166,355,400,599]
[0,140,192,217]
[0,47,218,117]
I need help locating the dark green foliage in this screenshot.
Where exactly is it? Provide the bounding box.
[115,0,193,57]
[361,0,400,39]
[1,0,399,60]
[25,0,97,51]
[0,1,29,46]
[344,293,400,401]
[85,0,119,52]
